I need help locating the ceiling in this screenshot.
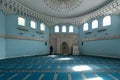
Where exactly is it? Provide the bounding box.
[15,0,111,18]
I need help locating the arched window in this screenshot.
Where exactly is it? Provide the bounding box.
[18,17,25,26]
[103,16,111,26]
[31,20,36,29]
[62,25,66,32]
[40,23,45,31]
[55,25,59,32]
[69,25,74,32]
[83,23,88,31]
[92,20,98,29]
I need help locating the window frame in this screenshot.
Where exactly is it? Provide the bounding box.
[62,25,66,32]
[40,23,45,31]
[69,25,74,32]
[30,20,36,29]
[54,25,59,32]
[92,20,98,29]
[103,16,111,26]
[18,16,26,26]
[83,23,89,31]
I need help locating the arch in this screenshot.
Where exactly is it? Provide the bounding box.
[103,16,111,26]
[62,25,66,32]
[60,42,69,54]
[18,16,25,26]
[40,23,45,31]
[69,25,74,32]
[54,25,59,32]
[31,20,36,29]
[92,20,98,29]
[83,23,88,31]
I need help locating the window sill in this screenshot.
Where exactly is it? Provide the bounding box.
[36,30,44,34]
[17,26,29,31]
[98,27,107,32]
[84,30,92,34]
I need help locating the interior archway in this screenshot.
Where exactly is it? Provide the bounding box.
[60,42,69,54]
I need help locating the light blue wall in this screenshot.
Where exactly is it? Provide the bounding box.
[79,15,120,58]
[1,9,120,59]
[6,39,48,57]
[0,11,6,59]
[0,10,50,59]
[50,24,78,34]
[6,14,49,58]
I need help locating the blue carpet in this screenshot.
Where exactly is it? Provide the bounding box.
[50,64,58,70]
[11,72,29,80]
[97,72,114,80]
[40,64,49,70]
[29,65,40,69]
[110,72,120,79]
[83,72,96,78]
[71,72,83,80]
[0,72,16,80]
[0,55,120,80]
[42,72,54,80]
[57,72,68,80]
[26,72,42,80]
[59,64,68,70]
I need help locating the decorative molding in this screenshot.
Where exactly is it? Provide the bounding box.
[0,0,120,27]
[80,35,120,42]
[0,34,48,42]
[44,0,83,12]
[0,34,6,38]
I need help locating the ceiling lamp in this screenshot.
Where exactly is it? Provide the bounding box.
[44,0,83,12]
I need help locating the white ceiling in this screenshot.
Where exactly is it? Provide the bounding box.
[15,0,111,18]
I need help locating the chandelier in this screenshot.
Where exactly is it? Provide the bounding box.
[44,0,83,12]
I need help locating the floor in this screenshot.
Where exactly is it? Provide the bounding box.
[0,55,120,80]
